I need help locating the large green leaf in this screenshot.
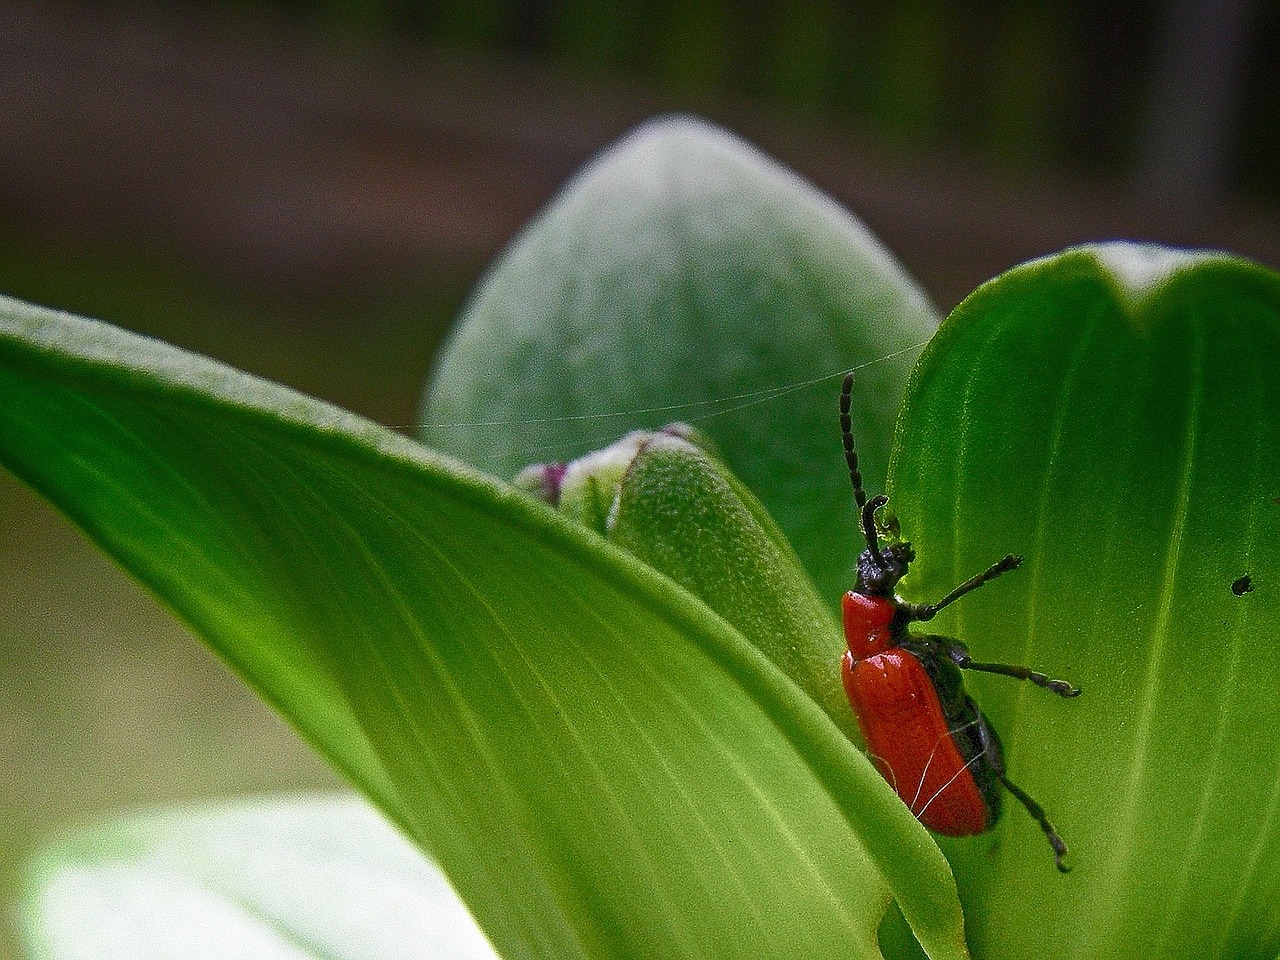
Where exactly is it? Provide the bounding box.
[421,116,939,601]
[22,797,499,960]
[0,297,968,960]
[887,245,1280,958]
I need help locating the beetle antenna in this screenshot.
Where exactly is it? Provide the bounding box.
[840,374,867,509]
[862,495,888,562]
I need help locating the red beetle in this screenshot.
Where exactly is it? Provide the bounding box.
[837,374,1080,871]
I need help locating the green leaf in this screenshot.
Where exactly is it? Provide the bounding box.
[22,797,500,960]
[0,297,968,960]
[421,116,940,601]
[887,244,1280,958]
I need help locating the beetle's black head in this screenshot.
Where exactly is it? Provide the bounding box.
[856,542,915,596]
[854,494,915,596]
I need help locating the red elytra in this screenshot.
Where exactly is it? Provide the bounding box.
[841,593,991,836]
[836,374,1080,871]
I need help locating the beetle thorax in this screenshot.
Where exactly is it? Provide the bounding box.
[842,591,896,658]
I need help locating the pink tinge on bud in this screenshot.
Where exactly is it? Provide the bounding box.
[513,462,569,506]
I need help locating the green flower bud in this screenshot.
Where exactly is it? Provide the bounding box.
[519,426,854,740]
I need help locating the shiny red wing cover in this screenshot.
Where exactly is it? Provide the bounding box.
[842,648,990,836]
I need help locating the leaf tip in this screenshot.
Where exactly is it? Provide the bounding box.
[1087,241,1212,304]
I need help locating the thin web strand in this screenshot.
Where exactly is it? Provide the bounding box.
[406,340,928,432]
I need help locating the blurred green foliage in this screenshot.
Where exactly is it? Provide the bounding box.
[240,0,1277,196]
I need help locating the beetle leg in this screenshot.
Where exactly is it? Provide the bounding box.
[908,554,1023,621]
[946,642,1081,698]
[997,773,1071,873]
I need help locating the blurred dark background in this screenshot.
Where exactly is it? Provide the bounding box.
[1,1,1276,954]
